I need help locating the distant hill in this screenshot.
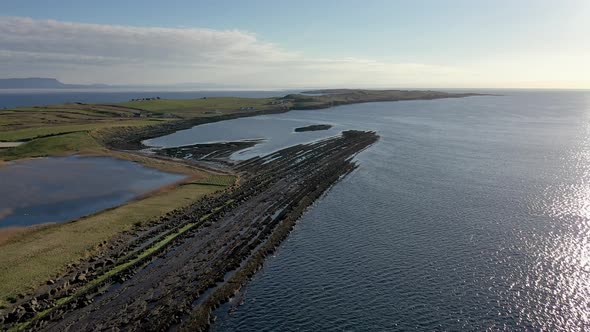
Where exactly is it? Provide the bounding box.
[0,78,66,89]
[0,78,109,89]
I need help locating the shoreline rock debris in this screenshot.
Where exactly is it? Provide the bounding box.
[1,130,379,332]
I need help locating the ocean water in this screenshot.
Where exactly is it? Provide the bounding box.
[153,91,590,331]
[0,156,186,228]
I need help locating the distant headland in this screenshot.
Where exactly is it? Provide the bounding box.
[0,78,110,89]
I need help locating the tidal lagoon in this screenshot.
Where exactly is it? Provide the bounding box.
[0,156,186,228]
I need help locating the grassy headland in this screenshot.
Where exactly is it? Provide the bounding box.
[0,89,480,159]
[0,89,480,312]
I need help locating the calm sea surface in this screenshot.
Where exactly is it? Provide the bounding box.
[155,91,590,331]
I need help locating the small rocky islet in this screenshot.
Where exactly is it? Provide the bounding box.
[294,124,332,132]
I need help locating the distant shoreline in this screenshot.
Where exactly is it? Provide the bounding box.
[0,89,483,329]
[0,89,487,161]
[99,89,487,151]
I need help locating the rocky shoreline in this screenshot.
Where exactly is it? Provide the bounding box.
[1,130,378,331]
[154,140,262,164]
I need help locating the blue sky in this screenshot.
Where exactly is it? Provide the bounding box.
[0,0,588,88]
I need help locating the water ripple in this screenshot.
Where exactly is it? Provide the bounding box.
[208,91,590,331]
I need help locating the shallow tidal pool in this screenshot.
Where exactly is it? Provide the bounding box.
[0,155,186,228]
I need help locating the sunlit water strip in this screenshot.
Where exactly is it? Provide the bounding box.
[153,91,590,330]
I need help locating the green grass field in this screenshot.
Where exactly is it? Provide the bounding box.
[117,97,283,118]
[0,119,166,142]
[0,107,171,162]
[0,174,235,309]
[0,103,153,132]
[0,96,288,161]
[0,132,103,161]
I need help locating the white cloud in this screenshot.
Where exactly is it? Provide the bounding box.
[0,17,295,66]
[0,16,470,87]
[4,16,586,89]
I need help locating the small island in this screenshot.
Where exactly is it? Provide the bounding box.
[294,124,332,132]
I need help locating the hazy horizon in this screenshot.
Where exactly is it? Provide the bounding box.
[1,0,588,89]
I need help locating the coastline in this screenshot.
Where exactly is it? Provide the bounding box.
[2,131,378,331]
[0,89,483,330]
[98,90,485,151]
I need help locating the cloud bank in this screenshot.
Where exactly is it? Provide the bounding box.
[0,16,471,88]
[5,16,587,89]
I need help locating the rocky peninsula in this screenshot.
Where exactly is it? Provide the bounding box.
[1,131,378,331]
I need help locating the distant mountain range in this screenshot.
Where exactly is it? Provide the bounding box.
[0,78,111,89]
[0,78,237,90]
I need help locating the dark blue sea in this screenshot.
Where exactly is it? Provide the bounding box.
[3,89,590,330]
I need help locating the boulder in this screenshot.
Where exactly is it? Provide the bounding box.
[75,273,87,282]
